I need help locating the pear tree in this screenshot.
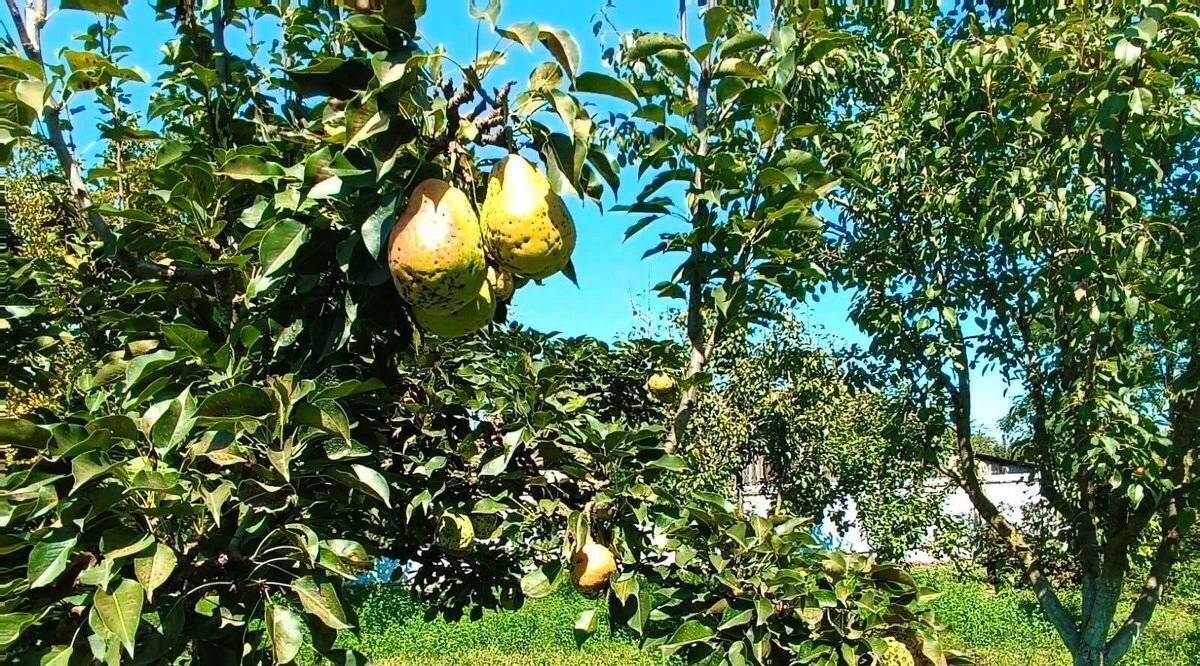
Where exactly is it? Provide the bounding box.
[826,5,1200,664]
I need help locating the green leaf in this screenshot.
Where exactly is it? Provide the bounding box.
[625,33,687,61]
[27,528,77,589]
[266,603,304,664]
[360,192,399,259]
[39,645,73,665]
[702,6,729,42]
[757,168,795,189]
[647,454,687,471]
[714,58,766,81]
[663,620,715,655]
[0,418,51,449]
[201,481,233,527]
[719,31,768,58]
[295,401,351,445]
[260,219,310,276]
[148,390,195,453]
[1128,87,1152,116]
[468,0,500,27]
[60,0,126,15]
[573,608,598,648]
[718,608,753,631]
[133,544,176,601]
[319,540,373,580]
[292,576,353,630]
[351,464,392,508]
[14,80,47,113]
[498,21,539,50]
[70,451,116,494]
[93,579,144,658]
[161,323,211,357]
[0,612,39,648]
[574,72,638,105]
[197,385,273,420]
[0,54,44,79]
[538,27,581,81]
[220,155,286,182]
[520,564,560,599]
[1169,11,1200,29]
[1114,38,1141,66]
[100,528,154,559]
[311,379,385,401]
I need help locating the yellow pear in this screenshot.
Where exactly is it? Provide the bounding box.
[388,179,486,314]
[646,372,676,400]
[487,265,516,302]
[411,279,496,338]
[880,638,915,666]
[480,154,576,280]
[571,539,617,597]
[434,513,475,557]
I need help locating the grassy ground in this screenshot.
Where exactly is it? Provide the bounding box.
[914,566,1200,666]
[319,564,1200,665]
[327,585,659,666]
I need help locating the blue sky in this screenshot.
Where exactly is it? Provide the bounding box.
[7,0,1015,436]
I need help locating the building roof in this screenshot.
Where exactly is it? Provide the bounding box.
[974,451,1034,471]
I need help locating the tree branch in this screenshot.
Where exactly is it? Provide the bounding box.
[940,302,1081,651]
[4,0,221,286]
[1104,503,1181,663]
[665,22,712,454]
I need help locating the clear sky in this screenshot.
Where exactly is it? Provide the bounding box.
[7,0,1016,436]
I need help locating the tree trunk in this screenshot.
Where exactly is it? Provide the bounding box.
[1071,571,1122,666]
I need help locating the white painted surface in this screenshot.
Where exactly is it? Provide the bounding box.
[743,473,1041,562]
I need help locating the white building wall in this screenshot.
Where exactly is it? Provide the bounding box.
[743,473,1041,562]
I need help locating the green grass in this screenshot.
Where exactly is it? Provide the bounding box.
[322,585,663,666]
[914,566,1200,666]
[314,565,1200,665]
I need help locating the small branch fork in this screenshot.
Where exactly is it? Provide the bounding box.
[6,0,222,284]
[428,78,515,158]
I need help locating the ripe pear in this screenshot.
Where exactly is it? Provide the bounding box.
[571,539,617,597]
[434,513,475,557]
[880,638,915,666]
[480,154,576,280]
[646,372,676,400]
[487,265,516,302]
[388,179,487,314]
[411,279,496,338]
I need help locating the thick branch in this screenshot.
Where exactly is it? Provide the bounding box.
[942,315,1080,650]
[42,102,221,284]
[4,0,33,57]
[1104,505,1181,663]
[665,47,712,454]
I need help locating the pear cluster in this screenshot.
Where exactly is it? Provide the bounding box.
[387,155,575,338]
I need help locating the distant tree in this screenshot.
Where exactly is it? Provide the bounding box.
[685,317,947,561]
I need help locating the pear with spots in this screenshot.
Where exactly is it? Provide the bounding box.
[480,154,576,280]
[487,265,516,302]
[411,279,496,338]
[387,179,487,314]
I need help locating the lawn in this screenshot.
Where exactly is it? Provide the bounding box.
[318,564,1200,665]
[323,584,660,666]
[915,566,1200,666]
